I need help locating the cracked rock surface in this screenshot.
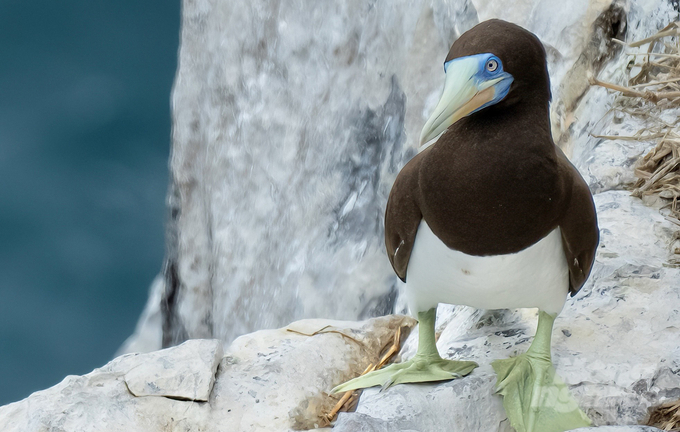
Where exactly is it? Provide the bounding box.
[0,340,220,432]
[123,338,222,400]
[0,316,413,432]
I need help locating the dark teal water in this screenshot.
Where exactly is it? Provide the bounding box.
[0,1,179,404]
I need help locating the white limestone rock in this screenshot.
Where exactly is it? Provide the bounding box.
[335,413,663,432]
[213,314,414,431]
[0,315,413,432]
[571,429,664,432]
[161,0,442,347]
[0,340,219,432]
[124,338,222,400]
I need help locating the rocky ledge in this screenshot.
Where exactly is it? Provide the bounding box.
[0,316,414,432]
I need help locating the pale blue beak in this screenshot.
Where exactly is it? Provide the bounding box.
[419,53,514,147]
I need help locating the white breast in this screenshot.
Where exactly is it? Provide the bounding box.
[405,220,569,315]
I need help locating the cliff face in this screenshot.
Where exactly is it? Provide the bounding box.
[126,0,641,351]
[160,0,429,347]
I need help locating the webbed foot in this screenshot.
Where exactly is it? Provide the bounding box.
[332,307,478,394]
[492,311,590,432]
[332,355,477,393]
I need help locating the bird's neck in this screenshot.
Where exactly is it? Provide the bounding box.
[442,100,554,154]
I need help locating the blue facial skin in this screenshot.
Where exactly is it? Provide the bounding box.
[444,53,514,115]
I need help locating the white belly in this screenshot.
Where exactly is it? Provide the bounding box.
[405,220,569,315]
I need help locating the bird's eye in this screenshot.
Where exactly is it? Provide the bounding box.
[486,59,499,72]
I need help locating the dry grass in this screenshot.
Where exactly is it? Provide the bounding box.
[646,399,680,431]
[590,22,680,254]
[316,323,410,427]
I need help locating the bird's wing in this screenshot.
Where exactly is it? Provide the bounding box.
[384,150,428,282]
[556,147,599,296]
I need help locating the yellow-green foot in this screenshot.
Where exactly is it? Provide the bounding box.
[331,307,478,394]
[492,311,590,432]
[333,355,478,393]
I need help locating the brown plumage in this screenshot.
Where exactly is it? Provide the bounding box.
[384,19,598,296]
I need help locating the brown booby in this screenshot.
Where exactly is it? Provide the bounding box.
[333,19,599,432]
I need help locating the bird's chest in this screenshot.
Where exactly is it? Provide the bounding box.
[418,145,561,255]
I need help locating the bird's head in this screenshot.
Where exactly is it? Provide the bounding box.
[419,19,550,147]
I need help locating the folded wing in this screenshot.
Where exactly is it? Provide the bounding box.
[556,147,599,296]
[384,151,427,281]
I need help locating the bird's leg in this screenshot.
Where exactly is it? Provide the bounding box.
[492,310,590,432]
[332,308,478,393]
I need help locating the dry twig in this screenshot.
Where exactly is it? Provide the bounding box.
[628,22,680,47]
[321,325,406,425]
[588,22,680,226]
[646,399,680,431]
[286,325,364,346]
